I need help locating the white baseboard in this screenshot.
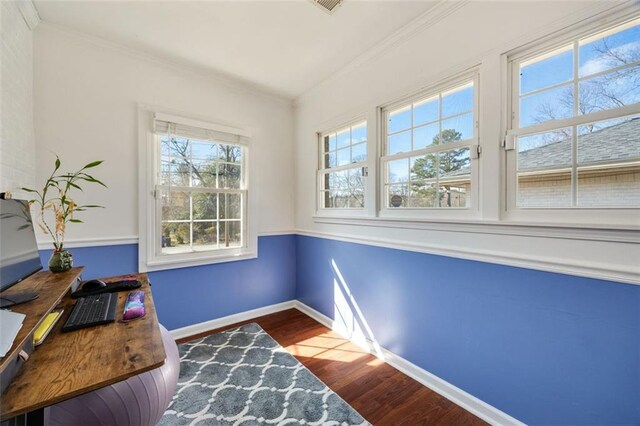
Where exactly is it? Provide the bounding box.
[168,300,296,340]
[294,301,526,426]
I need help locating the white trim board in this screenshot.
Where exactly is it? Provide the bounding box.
[35,231,296,250]
[168,300,296,341]
[296,229,640,286]
[167,299,524,426]
[293,301,525,426]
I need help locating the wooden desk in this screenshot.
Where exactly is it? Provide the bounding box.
[0,271,166,420]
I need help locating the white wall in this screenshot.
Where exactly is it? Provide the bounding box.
[1,1,38,195]
[293,1,640,284]
[33,24,295,246]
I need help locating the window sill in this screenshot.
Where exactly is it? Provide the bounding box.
[140,249,257,272]
[312,215,640,243]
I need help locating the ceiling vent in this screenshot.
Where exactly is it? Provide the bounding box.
[309,0,344,14]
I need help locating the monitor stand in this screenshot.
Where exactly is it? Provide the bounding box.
[0,292,38,309]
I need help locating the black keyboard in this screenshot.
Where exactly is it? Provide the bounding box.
[61,293,118,332]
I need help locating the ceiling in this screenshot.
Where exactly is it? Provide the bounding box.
[34,0,439,99]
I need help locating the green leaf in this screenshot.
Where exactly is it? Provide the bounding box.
[54,156,61,170]
[68,182,82,191]
[79,204,103,208]
[82,160,103,169]
[21,187,38,193]
[81,175,107,187]
[69,219,83,223]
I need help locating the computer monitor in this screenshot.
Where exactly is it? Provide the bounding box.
[0,198,41,308]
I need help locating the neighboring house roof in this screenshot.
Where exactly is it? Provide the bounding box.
[518,117,640,171]
[439,117,640,178]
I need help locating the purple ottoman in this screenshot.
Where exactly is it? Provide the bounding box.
[48,325,180,426]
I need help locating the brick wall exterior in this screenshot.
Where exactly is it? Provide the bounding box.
[1,1,36,195]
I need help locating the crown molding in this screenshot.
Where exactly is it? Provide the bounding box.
[293,0,471,107]
[36,21,293,107]
[17,0,41,31]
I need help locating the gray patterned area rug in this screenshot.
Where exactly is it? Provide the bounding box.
[160,323,369,425]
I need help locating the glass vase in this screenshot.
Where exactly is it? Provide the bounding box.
[49,250,73,273]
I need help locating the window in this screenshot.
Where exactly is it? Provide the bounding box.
[140,111,254,271]
[507,17,640,209]
[318,121,367,209]
[381,75,478,211]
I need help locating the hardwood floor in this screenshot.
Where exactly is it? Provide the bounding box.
[177,308,487,426]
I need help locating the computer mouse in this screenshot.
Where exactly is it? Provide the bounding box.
[81,279,107,291]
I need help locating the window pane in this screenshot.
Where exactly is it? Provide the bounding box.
[220,193,242,220]
[192,193,217,220]
[192,222,217,250]
[579,21,640,78]
[441,114,473,142]
[219,145,242,163]
[388,130,411,155]
[577,164,640,207]
[520,84,573,127]
[578,116,640,165]
[518,129,572,171]
[161,137,171,157]
[388,106,411,134]
[517,169,572,208]
[351,142,366,162]
[439,148,471,183]
[336,129,350,150]
[352,123,367,143]
[577,116,640,207]
[164,137,190,159]
[220,221,242,248]
[328,190,348,208]
[414,96,438,126]
[191,141,217,160]
[191,159,216,188]
[413,123,439,150]
[520,47,573,94]
[409,183,437,207]
[442,84,473,118]
[324,152,336,169]
[160,160,189,186]
[388,158,409,183]
[579,65,640,114]
[327,134,337,152]
[161,222,191,253]
[161,191,190,221]
[410,154,437,181]
[388,185,408,208]
[439,184,470,208]
[336,147,350,166]
[219,163,241,188]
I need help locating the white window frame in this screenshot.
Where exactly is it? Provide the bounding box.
[138,107,257,272]
[316,117,372,218]
[503,14,640,226]
[379,70,480,220]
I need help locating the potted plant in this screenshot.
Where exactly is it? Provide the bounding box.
[22,156,106,272]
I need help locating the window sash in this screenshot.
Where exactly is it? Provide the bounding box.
[154,130,248,256]
[155,188,247,256]
[318,120,367,210]
[318,165,366,210]
[380,75,478,210]
[507,17,640,211]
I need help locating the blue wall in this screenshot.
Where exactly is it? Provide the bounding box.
[39,235,296,330]
[295,235,640,425]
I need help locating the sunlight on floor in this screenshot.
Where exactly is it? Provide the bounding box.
[285,331,369,362]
